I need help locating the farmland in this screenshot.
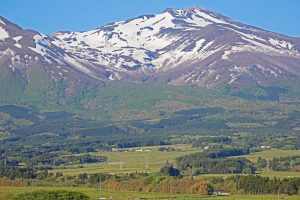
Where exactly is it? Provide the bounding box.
[1,83,300,199]
[48,146,300,178]
[50,144,198,175]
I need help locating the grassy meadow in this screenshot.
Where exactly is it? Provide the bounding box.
[49,145,300,179]
[244,149,300,162]
[0,186,299,200]
[50,144,199,175]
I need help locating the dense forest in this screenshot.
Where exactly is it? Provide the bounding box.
[232,175,300,195]
[176,148,256,174]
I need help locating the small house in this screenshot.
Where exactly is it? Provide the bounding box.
[260,145,271,150]
[213,190,231,196]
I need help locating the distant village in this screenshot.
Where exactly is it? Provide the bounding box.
[111,148,151,152]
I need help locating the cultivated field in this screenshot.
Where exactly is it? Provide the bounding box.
[50,146,300,178]
[50,144,199,175]
[244,149,300,162]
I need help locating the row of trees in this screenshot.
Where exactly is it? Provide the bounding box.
[0,166,37,179]
[232,175,300,195]
[1,154,107,169]
[106,177,214,195]
[176,148,255,174]
[192,136,232,148]
[257,155,300,171]
[53,155,107,166]
[0,165,64,180]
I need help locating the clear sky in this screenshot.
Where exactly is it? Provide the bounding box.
[1,0,299,36]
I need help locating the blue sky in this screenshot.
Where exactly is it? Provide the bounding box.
[1,0,299,36]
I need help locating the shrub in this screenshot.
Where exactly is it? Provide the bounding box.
[13,190,90,200]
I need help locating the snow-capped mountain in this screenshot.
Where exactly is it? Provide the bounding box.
[1,8,300,88]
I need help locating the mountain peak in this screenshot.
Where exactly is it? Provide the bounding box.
[163,7,206,13]
[161,7,230,26]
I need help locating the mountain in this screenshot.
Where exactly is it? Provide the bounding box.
[0,8,300,149]
[0,7,300,106]
[52,7,300,87]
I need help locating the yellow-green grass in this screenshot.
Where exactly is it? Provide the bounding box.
[50,144,199,175]
[0,186,200,200]
[208,195,300,200]
[0,186,299,200]
[256,169,300,178]
[50,147,300,178]
[227,123,266,129]
[243,149,300,163]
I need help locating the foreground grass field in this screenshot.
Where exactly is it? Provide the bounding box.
[0,186,299,200]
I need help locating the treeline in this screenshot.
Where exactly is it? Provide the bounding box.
[158,147,181,152]
[257,155,300,171]
[232,175,300,195]
[103,174,300,196]
[114,137,170,148]
[106,177,214,195]
[1,154,107,169]
[0,165,37,179]
[0,165,64,180]
[53,155,107,166]
[176,148,255,174]
[199,148,250,159]
[192,136,232,148]
[76,173,113,184]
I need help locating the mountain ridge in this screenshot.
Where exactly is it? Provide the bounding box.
[1,7,300,95]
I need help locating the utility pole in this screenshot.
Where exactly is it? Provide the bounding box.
[99,178,102,200]
[119,158,123,170]
[145,153,149,170]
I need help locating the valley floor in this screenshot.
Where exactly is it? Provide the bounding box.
[49,146,300,178]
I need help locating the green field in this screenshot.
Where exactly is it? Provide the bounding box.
[244,149,300,178]
[49,145,300,180]
[50,144,199,175]
[244,149,300,162]
[0,186,299,200]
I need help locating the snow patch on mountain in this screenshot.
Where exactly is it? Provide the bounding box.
[0,27,9,40]
[269,38,293,49]
[193,9,227,24]
[13,36,22,48]
[0,18,6,25]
